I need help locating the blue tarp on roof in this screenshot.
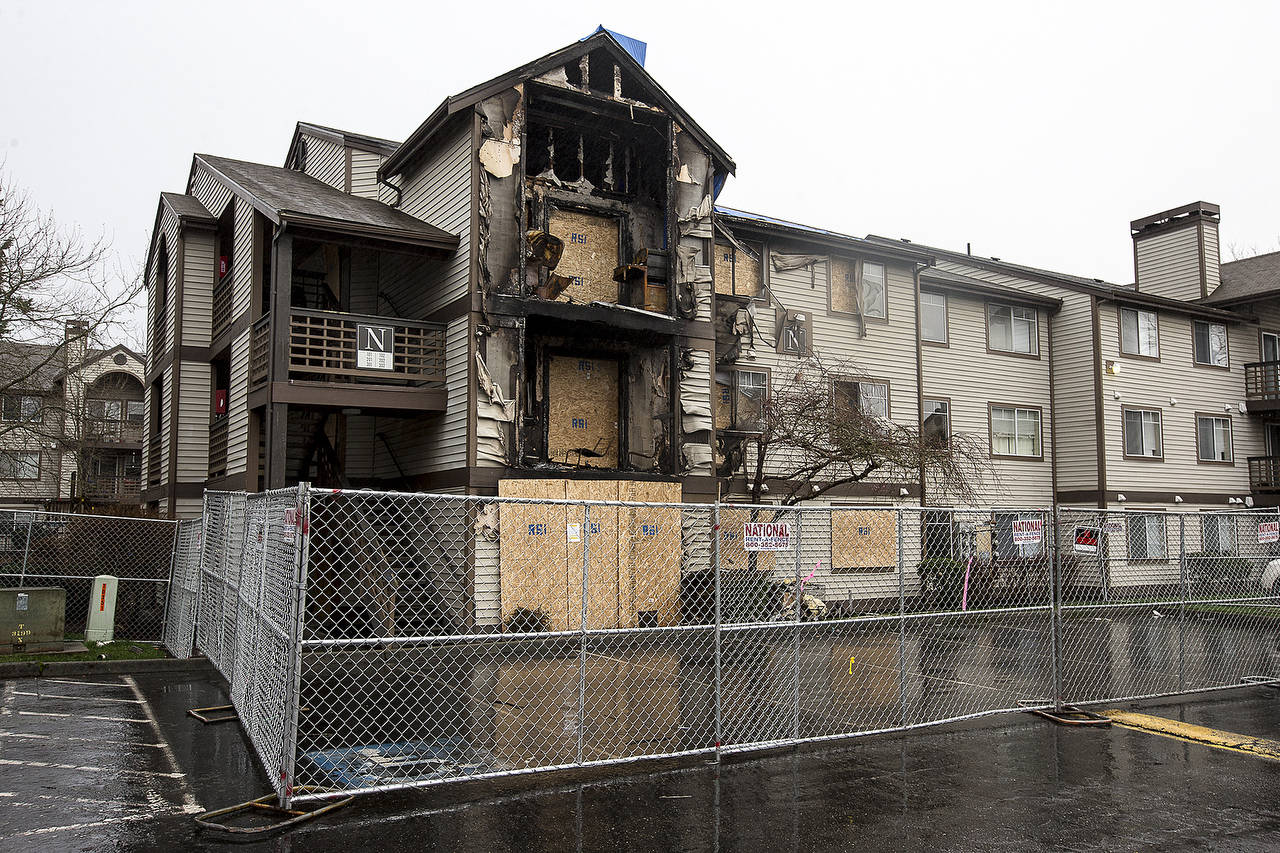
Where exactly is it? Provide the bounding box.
[586,26,647,67]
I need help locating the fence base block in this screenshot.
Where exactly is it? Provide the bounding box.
[1025,705,1112,727]
[187,704,238,724]
[194,790,352,838]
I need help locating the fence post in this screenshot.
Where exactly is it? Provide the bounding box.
[897,508,907,728]
[1178,513,1187,694]
[279,482,311,809]
[159,519,180,652]
[18,512,33,585]
[1050,506,1063,712]
[577,502,591,767]
[712,501,722,761]
[792,507,803,744]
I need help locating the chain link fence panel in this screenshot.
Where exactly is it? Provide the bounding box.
[162,518,202,658]
[0,509,177,642]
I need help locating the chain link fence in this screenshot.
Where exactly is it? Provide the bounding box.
[173,486,1280,807]
[0,509,177,642]
[161,518,202,657]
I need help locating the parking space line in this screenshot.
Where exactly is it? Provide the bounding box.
[0,757,185,779]
[0,810,164,840]
[17,710,150,724]
[1103,709,1280,761]
[0,729,166,748]
[37,678,133,689]
[14,690,143,704]
[123,675,202,814]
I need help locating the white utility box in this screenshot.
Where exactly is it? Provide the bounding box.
[84,575,119,642]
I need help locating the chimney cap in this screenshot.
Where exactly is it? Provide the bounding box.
[1130,201,1220,235]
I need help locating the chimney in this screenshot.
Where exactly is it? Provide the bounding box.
[63,320,89,369]
[1130,201,1220,300]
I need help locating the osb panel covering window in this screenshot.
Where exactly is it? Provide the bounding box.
[497,478,571,630]
[831,508,897,572]
[566,480,619,631]
[618,480,682,627]
[714,380,733,431]
[713,242,763,297]
[830,256,858,314]
[547,355,619,467]
[548,209,621,304]
[715,506,779,573]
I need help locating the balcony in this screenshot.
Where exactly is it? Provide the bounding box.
[249,308,447,412]
[209,417,228,478]
[81,475,141,504]
[1244,361,1280,413]
[84,418,143,447]
[146,434,161,487]
[212,272,234,340]
[1248,456,1280,492]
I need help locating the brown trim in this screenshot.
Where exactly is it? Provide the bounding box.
[984,301,1042,360]
[1057,488,1245,505]
[1119,405,1165,461]
[1191,319,1231,370]
[263,381,447,411]
[166,224,189,518]
[987,401,1045,462]
[1193,412,1235,465]
[1046,311,1058,498]
[918,288,949,347]
[343,146,353,194]
[1116,304,1161,362]
[1196,220,1208,299]
[914,265,926,504]
[1091,296,1106,507]
[466,110,481,470]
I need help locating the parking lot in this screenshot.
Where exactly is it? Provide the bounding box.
[1,667,1277,851]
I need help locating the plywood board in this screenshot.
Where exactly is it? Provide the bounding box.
[831,508,897,571]
[830,256,857,314]
[714,380,733,432]
[547,355,619,468]
[713,242,763,298]
[566,480,619,630]
[716,506,780,573]
[714,243,735,296]
[548,209,620,304]
[618,480,682,627]
[498,478,570,630]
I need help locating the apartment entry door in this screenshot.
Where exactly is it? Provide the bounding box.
[1263,332,1280,363]
[1267,423,1280,456]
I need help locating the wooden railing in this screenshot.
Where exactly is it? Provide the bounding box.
[146,434,161,487]
[1244,361,1280,401]
[82,475,142,503]
[249,308,446,388]
[208,417,229,478]
[86,418,143,445]
[212,273,234,339]
[1248,456,1280,491]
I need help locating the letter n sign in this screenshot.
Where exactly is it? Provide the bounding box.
[357,324,395,371]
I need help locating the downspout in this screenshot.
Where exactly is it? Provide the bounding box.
[378,173,405,209]
[1047,310,1059,510]
[913,263,926,505]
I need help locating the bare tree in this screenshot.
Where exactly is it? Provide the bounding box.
[736,354,995,506]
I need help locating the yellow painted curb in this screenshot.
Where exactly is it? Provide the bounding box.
[1103,709,1280,761]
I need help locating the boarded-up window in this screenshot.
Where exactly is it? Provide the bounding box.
[831,257,887,318]
[714,377,733,431]
[547,209,621,304]
[547,355,619,467]
[831,257,858,314]
[714,242,763,297]
[831,508,897,572]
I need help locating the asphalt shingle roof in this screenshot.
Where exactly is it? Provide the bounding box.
[1206,250,1280,305]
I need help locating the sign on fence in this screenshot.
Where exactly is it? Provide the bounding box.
[1073,526,1100,554]
[1259,520,1279,544]
[1012,518,1043,545]
[744,521,792,551]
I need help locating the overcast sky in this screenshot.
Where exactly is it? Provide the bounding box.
[4,1,1279,347]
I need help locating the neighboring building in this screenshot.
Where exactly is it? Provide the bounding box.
[0,321,146,510]
[140,29,1278,531]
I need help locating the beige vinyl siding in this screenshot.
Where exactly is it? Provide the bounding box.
[175,361,211,481]
[1100,307,1258,494]
[188,166,253,321]
[1202,222,1221,294]
[180,230,214,348]
[224,329,252,477]
[393,118,471,315]
[1134,224,1204,301]
[300,133,346,190]
[921,290,1053,506]
[349,150,384,200]
[159,370,173,484]
[174,497,204,518]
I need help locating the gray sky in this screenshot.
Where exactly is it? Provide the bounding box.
[4,1,1279,346]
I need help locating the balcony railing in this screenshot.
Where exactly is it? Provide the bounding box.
[81,475,141,503]
[1244,361,1280,404]
[85,418,143,445]
[208,417,229,478]
[212,273,234,339]
[1248,456,1280,492]
[146,434,161,487]
[249,308,446,389]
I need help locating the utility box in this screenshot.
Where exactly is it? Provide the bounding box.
[84,575,119,643]
[1,587,66,654]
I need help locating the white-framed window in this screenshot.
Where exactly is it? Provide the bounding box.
[1201,513,1236,554]
[1196,415,1233,462]
[1120,307,1159,358]
[922,398,950,447]
[0,451,40,480]
[921,291,947,343]
[993,511,1045,559]
[1127,513,1168,561]
[857,381,889,419]
[990,406,1041,457]
[1122,409,1163,458]
[988,304,1038,355]
[861,262,887,319]
[126,400,145,423]
[1192,321,1228,367]
[2,395,42,423]
[734,370,768,431]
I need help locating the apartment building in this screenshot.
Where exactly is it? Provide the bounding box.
[0,322,146,510]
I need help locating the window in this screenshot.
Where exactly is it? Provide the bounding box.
[857,381,889,419]
[87,399,124,421]
[990,406,1041,458]
[922,510,955,558]
[734,370,767,431]
[2,395,42,423]
[0,451,40,480]
[713,242,762,298]
[1127,513,1168,561]
[921,291,947,344]
[1192,321,1228,367]
[1122,409,1162,458]
[1202,514,1236,555]
[1196,415,1233,463]
[994,512,1045,559]
[153,237,168,352]
[1262,331,1280,363]
[922,398,950,447]
[988,304,1038,355]
[781,313,809,354]
[126,400,145,423]
[861,262,886,319]
[1120,307,1159,358]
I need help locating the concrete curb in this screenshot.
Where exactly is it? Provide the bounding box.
[0,656,213,679]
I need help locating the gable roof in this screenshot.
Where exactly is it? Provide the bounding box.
[284,121,400,169]
[381,29,734,181]
[1205,250,1280,305]
[79,343,146,374]
[193,153,458,251]
[920,266,1062,311]
[716,205,935,265]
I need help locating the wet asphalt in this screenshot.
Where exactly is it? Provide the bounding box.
[1,670,1278,852]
